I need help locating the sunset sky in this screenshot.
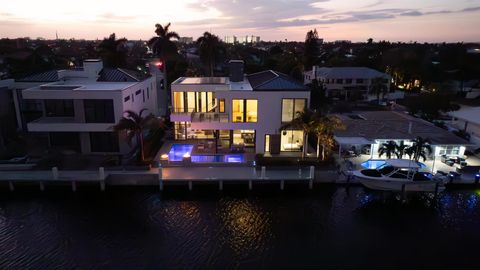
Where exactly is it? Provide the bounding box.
[1,0,479,42]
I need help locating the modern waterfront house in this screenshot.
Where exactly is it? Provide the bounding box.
[333,111,470,162]
[169,60,310,156]
[304,66,403,101]
[19,59,159,154]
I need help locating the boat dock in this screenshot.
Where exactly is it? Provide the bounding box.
[0,166,477,192]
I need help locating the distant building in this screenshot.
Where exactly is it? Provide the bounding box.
[224,35,260,44]
[17,59,159,154]
[304,66,399,101]
[178,37,194,44]
[238,35,261,44]
[223,36,237,44]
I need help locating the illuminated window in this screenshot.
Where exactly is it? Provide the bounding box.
[265,135,270,152]
[232,99,257,122]
[281,130,304,152]
[282,99,306,122]
[232,99,244,122]
[219,99,225,113]
[173,92,184,112]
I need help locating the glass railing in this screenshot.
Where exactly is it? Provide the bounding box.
[191,112,229,123]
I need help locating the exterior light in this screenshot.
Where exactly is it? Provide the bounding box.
[161,154,169,160]
[183,153,191,158]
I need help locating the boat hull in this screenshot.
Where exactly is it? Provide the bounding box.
[353,172,445,192]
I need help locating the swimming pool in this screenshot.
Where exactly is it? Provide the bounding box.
[361,159,427,169]
[167,144,245,163]
[168,144,194,161]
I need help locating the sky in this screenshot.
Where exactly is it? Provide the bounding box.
[1,0,480,42]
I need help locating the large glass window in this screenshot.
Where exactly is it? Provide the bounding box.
[281,130,304,152]
[232,99,245,122]
[45,100,74,117]
[90,132,119,152]
[232,99,257,122]
[173,92,185,112]
[233,130,255,148]
[84,100,114,123]
[282,99,306,122]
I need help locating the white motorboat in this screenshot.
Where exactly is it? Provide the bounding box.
[352,159,446,192]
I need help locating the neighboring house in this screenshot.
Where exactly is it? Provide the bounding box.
[304,66,400,101]
[333,111,470,160]
[447,106,480,146]
[170,60,310,154]
[0,79,17,151]
[19,59,158,154]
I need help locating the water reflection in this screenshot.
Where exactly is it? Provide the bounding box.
[217,198,273,256]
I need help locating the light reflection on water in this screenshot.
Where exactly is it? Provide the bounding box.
[0,187,480,269]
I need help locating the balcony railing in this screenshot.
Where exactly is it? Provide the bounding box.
[191,112,229,123]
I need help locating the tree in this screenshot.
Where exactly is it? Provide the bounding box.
[97,33,128,68]
[395,141,409,159]
[407,136,432,162]
[148,23,180,93]
[378,140,397,159]
[280,109,320,158]
[280,109,344,160]
[369,77,388,104]
[197,32,224,76]
[111,109,162,162]
[303,29,320,71]
[314,115,345,160]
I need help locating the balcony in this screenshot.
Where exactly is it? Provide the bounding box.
[27,117,112,132]
[191,112,229,123]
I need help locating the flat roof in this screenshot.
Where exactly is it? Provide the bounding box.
[334,111,470,145]
[448,106,480,126]
[26,79,137,92]
[175,77,228,85]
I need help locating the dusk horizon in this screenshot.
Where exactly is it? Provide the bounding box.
[1,0,480,42]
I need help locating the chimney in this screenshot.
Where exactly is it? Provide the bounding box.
[229,60,244,82]
[83,59,103,80]
[408,122,412,134]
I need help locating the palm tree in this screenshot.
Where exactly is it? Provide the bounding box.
[148,23,180,91]
[407,136,432,162]
[378,140,397,159]
[97,33,128,68]
[369,77,388,104]
[314,115,345,160]
[111,109,161,162]
[395,141,409,159]
[197,32,224,76]
[280,109,320,158]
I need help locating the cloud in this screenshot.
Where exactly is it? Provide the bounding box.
[179,1,480,30]
[95,13,138,23]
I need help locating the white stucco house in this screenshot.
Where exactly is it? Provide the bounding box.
[447,106,480,147]
[18,59,159,154]
[170,60,310,155]
[304,66,403,101]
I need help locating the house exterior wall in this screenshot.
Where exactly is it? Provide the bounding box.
[170,84,310,154]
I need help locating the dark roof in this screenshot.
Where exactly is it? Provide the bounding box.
[247,70,307,91]
[16,70,59,82]
[334,111,470,145]
[97,68,146,82]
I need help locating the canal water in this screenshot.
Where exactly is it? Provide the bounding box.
[0,185,479,269]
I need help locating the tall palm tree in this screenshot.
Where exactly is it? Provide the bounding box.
[378,140,397,159]
[197,32,224,77]
[369,77,388,104]
[111,109,161,162]
[314,115,345,160]
[97,33,128,68]
[280,109,320,158]
[407,136,432,162]
[148,23,180,92]
[395,141,409,159]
